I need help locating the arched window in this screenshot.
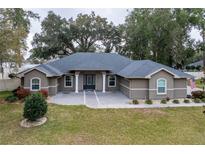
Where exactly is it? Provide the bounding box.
[31,78,41,91]
[157,78,167,94]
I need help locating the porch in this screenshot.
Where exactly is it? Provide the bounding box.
[57,70,117,93]
[49,91,131,108]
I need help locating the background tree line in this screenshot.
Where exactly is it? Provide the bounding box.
[0,8,38,78]
[29,8,205,69]
[0,8,205,76]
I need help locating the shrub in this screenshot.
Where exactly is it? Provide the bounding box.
[145,99,152,104]
[23,93,47,121]
[5,95,18,103]
[16,88,30,99]
[160,99,167,104]
[12,86,21,96]
[132,99,139,104]
[39,89,48,98]
[190,65,195,70]
[194,98,201,103]
[165,97,170,101]
[196,65,201,71]
[201,98,205,103]
[183,99,190,103]
[191,91,205,99]
[186,65,190,71]
[172,99,180,104]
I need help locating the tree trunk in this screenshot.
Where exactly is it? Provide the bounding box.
[0,59,4,79]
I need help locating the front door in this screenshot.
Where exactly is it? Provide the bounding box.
[83,74,96,90]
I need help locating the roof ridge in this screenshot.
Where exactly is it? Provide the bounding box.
[44,63,63,75]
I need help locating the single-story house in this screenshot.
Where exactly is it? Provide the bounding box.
[18,52,192,100]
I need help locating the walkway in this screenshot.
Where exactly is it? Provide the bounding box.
[49,91,205,109]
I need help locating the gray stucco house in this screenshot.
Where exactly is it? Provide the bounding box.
[18,52,192,100]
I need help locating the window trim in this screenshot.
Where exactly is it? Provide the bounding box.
[108,75,116,87]
[157,78,167,95]
[64,75,73,87]
[30,77,41,91]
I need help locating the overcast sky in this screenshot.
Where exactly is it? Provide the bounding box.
[26,8,202,58]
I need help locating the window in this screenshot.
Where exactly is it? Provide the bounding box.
[31,78,40,91]
[64,75,73,87]
[108,75,116,87]
[157,78,167,94]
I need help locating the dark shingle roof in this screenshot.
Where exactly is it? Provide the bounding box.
[20,52,192,78]
[45,52,131,74]
[118,60,192,78]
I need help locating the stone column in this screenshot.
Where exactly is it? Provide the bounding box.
[102,72,106,93]
[75,72,79,93]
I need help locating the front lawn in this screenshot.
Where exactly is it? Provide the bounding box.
[1,103,205,144]
[0,91,12,99]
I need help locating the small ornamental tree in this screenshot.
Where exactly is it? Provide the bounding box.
[23,93,47,121]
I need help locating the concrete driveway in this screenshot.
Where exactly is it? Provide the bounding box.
[49,92,84,105]
[49,89,205,109]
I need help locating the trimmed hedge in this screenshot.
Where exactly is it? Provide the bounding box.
[183,99,190,103]
[160,99,167,104]
[132,100,139,104]
[172,99,180,104]
[23,93,47,121]
[145,99,153,104]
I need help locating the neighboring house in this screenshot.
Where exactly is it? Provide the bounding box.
[188,60,203,67]
[18,52,192,100]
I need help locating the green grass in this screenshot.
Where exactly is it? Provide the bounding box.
[1,103,205,144]
[0,91,12,99]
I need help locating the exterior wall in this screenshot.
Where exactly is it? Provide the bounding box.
[118,73,187,100]
[48,77,58,95]
[130,79,149,99]
[24,69,48,89]
[23,69,188,99]
[106,75,119,91]
[96,73,103,91]
[23,69,58,95]
[58,75,75,93]
[118,76,130,98]
[149,70,174,99]
[174,78,187,98]
[24,69,49,94]
[118,77,149,99]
